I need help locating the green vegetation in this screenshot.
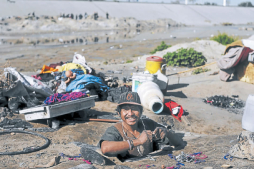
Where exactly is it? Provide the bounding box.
[238,2,253,7]
[163,48,207,67]
[103,61,108,65]
[126,59,133,63]
[210,32,238,45]
[192,68,211,75]
[150,41,171,54]
[204,2,217,5]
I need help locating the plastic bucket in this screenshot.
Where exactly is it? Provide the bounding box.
[132,72,157,92]
[145,56,166,74]
[242,95,254,132]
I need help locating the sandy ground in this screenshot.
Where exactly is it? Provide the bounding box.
[0,19,254,168]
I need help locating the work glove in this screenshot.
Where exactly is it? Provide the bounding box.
[152,127,167,141]
[137,130,153,145]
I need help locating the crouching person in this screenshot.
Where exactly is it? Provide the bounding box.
[99,92,184,160]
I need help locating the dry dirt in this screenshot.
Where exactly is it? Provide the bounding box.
[0,29,254,169]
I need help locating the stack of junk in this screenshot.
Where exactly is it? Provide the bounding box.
[133,56,168,114]
[0,53,170,128]
[218,38,254,83]
[217,38,254,161]
[0,53,112,127]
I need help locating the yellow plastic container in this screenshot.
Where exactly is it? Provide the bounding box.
[145,56,166,74]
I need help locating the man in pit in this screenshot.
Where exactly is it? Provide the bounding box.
[99,92,183,160]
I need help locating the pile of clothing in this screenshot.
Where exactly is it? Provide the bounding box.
[217,40,254,81]
[0,53,111,113]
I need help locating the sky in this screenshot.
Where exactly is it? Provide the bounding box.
[107,0,254,6]
[184,0,254,6]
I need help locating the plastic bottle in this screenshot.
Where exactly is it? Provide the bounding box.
[242,95,254,132]
[137,81,164,114]
[154,70,169,95]
[132,72,157,92]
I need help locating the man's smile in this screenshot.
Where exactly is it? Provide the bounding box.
[125,116,138,121]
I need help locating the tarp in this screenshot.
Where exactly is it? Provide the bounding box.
[61,69,85,79]
[4,67,53,97]
[66,74,109,92]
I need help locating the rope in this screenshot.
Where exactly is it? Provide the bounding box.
[59,153,91,164]
[167,61,217,76]
[44,92,89,105]
[0,130,50,155]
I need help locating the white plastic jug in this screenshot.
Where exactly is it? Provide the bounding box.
[132,72,157,92]
[137,81,164,114]
[242,95,254,132]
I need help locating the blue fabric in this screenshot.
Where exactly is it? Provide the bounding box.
[61,69,85,79]
[66,74,109,92]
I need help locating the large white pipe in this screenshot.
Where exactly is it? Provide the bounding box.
[223,0,227,6]
[137,81,164,114]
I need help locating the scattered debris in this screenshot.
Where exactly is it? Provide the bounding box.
[28,127,58,132]
[114,165,133,169]
[69,163,96,169]
[0,130,50,155]
[35,156,61,168]
[228,130,254,161]
[221,164,234,168]
[0,118,33,129]
[203,95,245,114]
[80,146,106,165]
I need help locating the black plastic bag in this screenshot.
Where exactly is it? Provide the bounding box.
[22,95,40,108]
[3,81,29,97]
[0,90,8,107]
[8,97,21,111]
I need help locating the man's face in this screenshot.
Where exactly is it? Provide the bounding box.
[120,104,141,126]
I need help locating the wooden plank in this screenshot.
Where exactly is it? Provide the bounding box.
[181,116,191,126]
[19,106,44,114]
[24,111,49,121]
[21,96,98,121]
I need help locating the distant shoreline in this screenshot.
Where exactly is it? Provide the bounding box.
[1,1,254,26]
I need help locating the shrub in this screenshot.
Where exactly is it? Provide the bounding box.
[163,48,207,67]
[192,68,211,75]
[126,59,133,63]
[210,32,238,45]
[103,61,108,65]
[238,2,253,7]
[150,41,171,54]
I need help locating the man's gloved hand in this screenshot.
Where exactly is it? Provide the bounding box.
[152,127,167,141]
[137,130,153,145]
